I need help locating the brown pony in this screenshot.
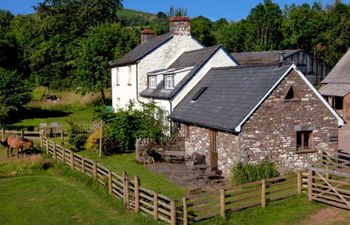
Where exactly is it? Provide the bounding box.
[6,137,33,158]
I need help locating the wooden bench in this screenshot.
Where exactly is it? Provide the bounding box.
[163,150,185,162]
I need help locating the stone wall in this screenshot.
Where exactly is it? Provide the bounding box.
[240,70,339,173]
[181,70,340,176]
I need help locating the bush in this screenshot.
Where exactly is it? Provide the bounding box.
[85,129,101,150]
[67,121,88,151]
[101,101,165,155]
[231,160,279,185]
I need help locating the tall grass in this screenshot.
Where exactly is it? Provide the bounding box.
[0,155,53,178]
[231,160,279,185]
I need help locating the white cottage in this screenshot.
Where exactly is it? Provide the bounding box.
[110,16,238,116]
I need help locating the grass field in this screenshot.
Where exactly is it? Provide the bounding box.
[0,156,163,225]
[79,150,187,199]
[199,196,325,225]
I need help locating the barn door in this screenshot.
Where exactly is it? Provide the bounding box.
[209,129,218,169]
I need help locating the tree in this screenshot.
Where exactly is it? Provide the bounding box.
[168,6,187,17]
[73,23,138,104]
[215,20,248,52]
[0,10,14,40]
[245,0,283,50]
[191,16,215,46]
[0,68,32,126]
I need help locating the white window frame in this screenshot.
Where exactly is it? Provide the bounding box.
[164,74,174,90]
[116,68,120,86]
[128,66,132,86]
[148,76,157,89]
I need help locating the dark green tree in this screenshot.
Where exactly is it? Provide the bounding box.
[0,68,32,126]
[245,0,283,50]
[73,23,138,104]
[191,16,215,46]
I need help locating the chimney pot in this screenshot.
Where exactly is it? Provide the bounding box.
[169,16,191,36]
[141,29,155,43]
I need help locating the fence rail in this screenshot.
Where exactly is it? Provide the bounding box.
[42,136,176,225]
[178,172,306,224]
[40,135,314,225]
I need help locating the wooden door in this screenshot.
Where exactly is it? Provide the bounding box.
[209,129,218,169]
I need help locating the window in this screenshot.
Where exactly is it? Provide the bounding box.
[285,85,295,100]
[148,76,157,89]
[296,131,313,152]
[164,74,174,89]
[191,87,208,101]
[128,66,132,86]
[334,97,344,110]
[116,68,120,86]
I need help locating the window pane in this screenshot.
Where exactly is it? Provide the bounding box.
[164,75,174,89]
[296,131,302,148]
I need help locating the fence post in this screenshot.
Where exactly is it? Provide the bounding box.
[134,176,140,213]
[297,171,302,194]
[21,130,24,138]
[123,171,129,207]
[40,130,44,148]
[53,143,56,160]
[2,128,5,141]
[60,130,64,146]
[308,169,313,201]
[183,198,188,225]
[220,189,226,218]
[62,148,65,162]
[170,200,176,225]
[108,171,112,195]
[70,151,74,169]
[261,179,266,208]
[81,157,85,173]
[153,192,158,220]
[92,162,97,180]
[99,120,103,158]
[46,138,49,155]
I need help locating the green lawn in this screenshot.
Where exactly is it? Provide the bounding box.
[0,160,163,225]
[79,150,187,199]
[198,195,326,225]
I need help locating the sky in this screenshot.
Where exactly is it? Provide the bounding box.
[0,0,349,21]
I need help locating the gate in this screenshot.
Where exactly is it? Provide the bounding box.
[308,167,350,210]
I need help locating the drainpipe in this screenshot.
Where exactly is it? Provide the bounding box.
[136,62,141,103]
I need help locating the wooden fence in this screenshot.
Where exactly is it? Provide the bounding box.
[42,136,177,225]
[178,172,308,224]
[41,135,313,225]
[1,129,65,140]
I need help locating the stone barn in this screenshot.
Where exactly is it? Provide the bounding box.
[320,48,350,120]
[169,64,344,176]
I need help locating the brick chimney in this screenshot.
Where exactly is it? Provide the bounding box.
[169,16,191,36]
[141,29,155,43]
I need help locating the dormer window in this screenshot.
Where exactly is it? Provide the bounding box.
[164,74,174,90]
[148,76,157,89]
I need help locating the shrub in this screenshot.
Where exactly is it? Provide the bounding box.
[67,121,88,151]
[101,101,165,155]
[231,160,279,185]
[85,129,101,150]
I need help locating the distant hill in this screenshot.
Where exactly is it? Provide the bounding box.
[117,8,157,26]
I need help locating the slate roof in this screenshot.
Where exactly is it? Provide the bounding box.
[232,50,301,65]
[110,33,173,67]
[319,48,350,97]
[169,65,293,132]
[140,45,223,100]
[322,48,350,84]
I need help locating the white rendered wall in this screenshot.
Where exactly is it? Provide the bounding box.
[138,35,203,102]
[172,49,238,107]
[111,64,137,110]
